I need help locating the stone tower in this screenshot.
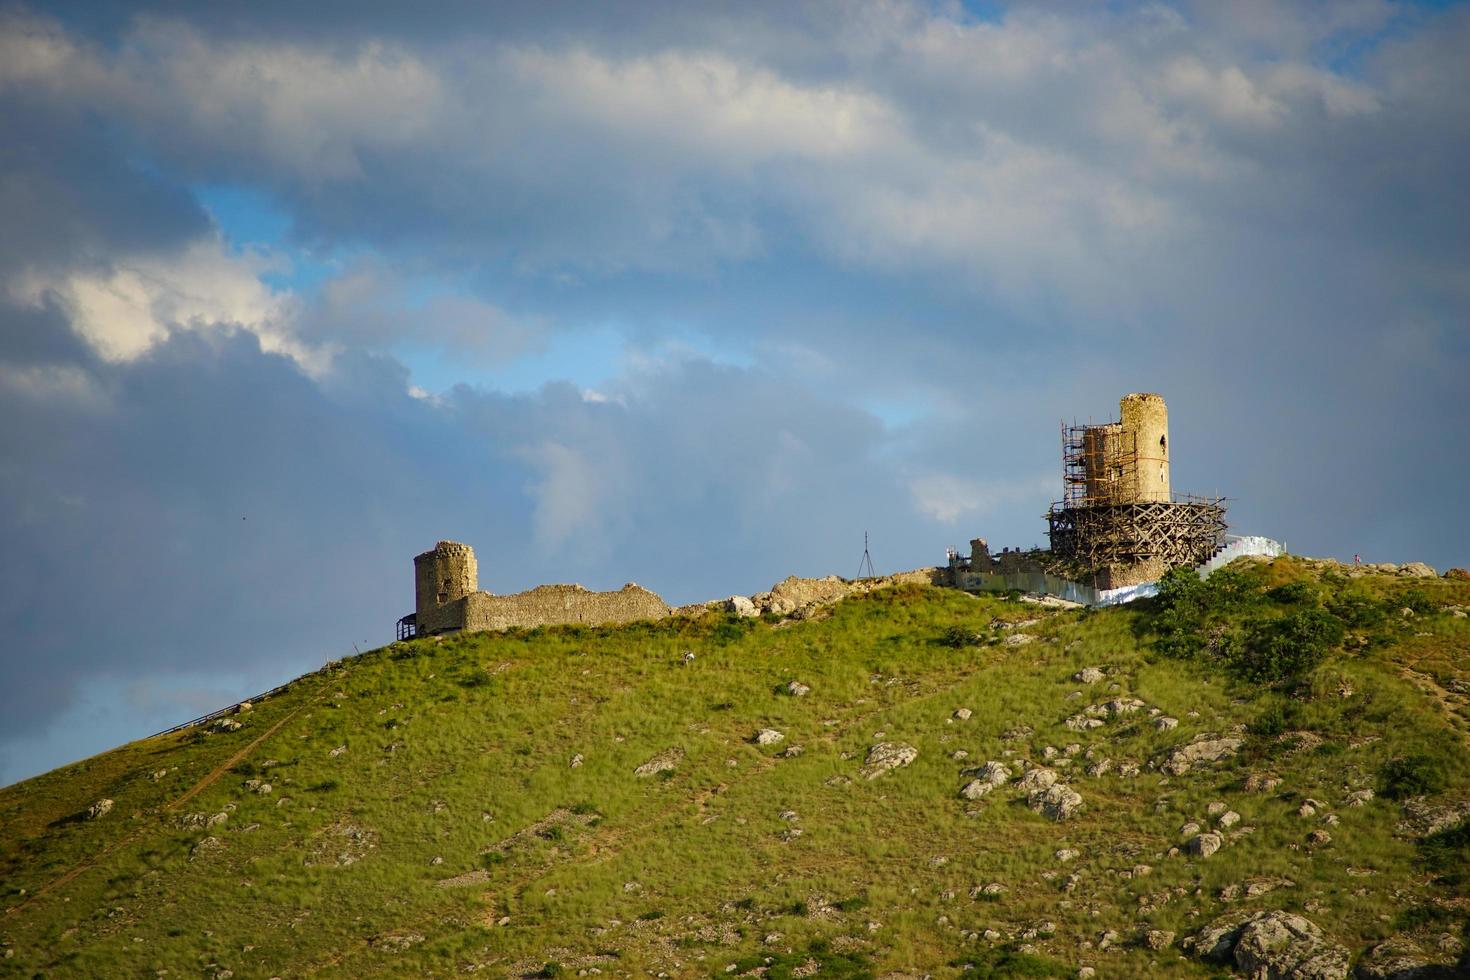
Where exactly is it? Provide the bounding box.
[414,540,478,627]
[1119,392,1169,503]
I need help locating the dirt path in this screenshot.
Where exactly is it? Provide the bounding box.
[4,698,313,919]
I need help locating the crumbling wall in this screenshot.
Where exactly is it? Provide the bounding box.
[459,583,670,632]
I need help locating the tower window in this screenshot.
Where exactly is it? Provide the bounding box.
[1159,435,1167,450]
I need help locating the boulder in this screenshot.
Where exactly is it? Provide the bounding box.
[786,680,811,697]
[1344,789,1374,807]
[753,729,785,746]
[1354,935,1462,979]
[1155,716,1180,731]
[1028,782,1084,821]
[1219,810,1241,829]
[1159,734,1244,776]
[960,779,994,800]
[725,595,759,617]
[861,742,917,779]
[1185,910,1349,980]
[1245,772,1283,793]
[85,799,114,820]
[1398,562,1438,578]
[1065,715,1105,732]
[953,707,973,721]
[1145,929,1176,951]
[1073,667,1106,684]
[1444,568,1470,582]
[1187,832,1222,858]
[1017,768,1059,792]
[972,760,1012,786]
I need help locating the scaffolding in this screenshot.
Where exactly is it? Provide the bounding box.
[1046,495,1227,573]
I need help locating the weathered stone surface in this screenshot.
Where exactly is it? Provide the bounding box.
[1145,929,1176,951]
[861,742,918,779]
[1160,734,1244,776]
[1354,935,1462,979]
[960,779,994,800]
[634,747,684,777]
[85,798,113,820]
[1219,810,1241,829]
[1017,767,1059,792]
[1074,667,1106,684]
[786,680,811,697]
[725,595,758,617]
[1398,562,1438,578]
[1344,789,1374,807]
[1187,832,1222,858]
[1155,716,1179,731]
[1065,715,1105,732]
[753,729,785,746]
[1245,772,1283,793]
[972,760,1011,786]
[1185,910,1349,980]
[953,707,972,720]
[1028,782,1084,821]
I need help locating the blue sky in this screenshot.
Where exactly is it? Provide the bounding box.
[0,0,1467,786]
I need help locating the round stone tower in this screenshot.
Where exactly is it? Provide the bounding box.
[1119,392,1169,503]
[414,540,478,625]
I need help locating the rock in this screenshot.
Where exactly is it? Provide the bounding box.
[1180,822,1202,837]
[1055,848,1079,862]
[1065,715,1105,732]
[1074,668,1106,684]
[1102,698,1146,716]
[725,595,758,617]
[861,742,918,779]
[1017,767,1059,792]
[1159,734,1244,776]
[1145,929,1176,951]
[1187,832,1222,858]
[235,701,252,713]
[1207,801,1227,816]
[1028,782,1084,821]
[960,779,995,800]
[1245,772,1283,793]
[570,753,584,769]
[972,760,1012,786]
[189,836,224,860]
[1077,969,1096,979]
[1085,757,1112,778]
[1298,802,1318,818]
[1155,716,1179,731]
[1218,810,1241,829]
[152,769,168,781]
[1344,789,1374,807]
[753,729,785,746]
[1399,562,1438,578]
[953,707,972,721]
[634,747,685,777]
[211,718,242,733]
[1444,568,1470,581]
[1184,910,1349,979]
[972,882,1006,899]
[329,745,347,758]
[1355,935,1458,979]
[786,680,811,697]
[429,856,443,866]
[1307,829,1332,847]
[952,749,970,761]
[781,745,804,758]
[85,799,114,820]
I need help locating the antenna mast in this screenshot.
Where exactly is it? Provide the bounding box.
[856,531,876,579]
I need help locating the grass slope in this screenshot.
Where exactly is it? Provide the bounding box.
[2,557,1469,978]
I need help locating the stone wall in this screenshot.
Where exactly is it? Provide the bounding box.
[458,583,670,632]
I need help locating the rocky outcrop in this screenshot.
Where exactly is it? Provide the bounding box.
[1185,910,1349,979]
[1159,734,1245,776]
[1354,936,1464,979]
[634,747,684,777]
[1028,782,1084,821]
[861,742,918,779]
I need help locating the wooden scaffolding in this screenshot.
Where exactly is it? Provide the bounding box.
[1046,495,1227,571]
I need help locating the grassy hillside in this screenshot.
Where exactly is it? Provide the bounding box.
[2,557,1469,978]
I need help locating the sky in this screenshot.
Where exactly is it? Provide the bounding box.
[1,0,1467,787]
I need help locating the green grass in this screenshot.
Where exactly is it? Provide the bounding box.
[0,560,1468,976]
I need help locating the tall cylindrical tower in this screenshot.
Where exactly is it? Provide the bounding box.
[1120,392,1169,503]
[414,541,478,624]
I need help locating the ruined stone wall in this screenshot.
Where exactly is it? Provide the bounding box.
[458,583,670,632]
[1119,392,1170,503]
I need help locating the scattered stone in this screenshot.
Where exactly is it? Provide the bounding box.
[1187,833,1222,858]
[960,779,995,801]
[953,707,973,721]
[753,729,785,746]
[570,753,584,769]
[1018,767,1059,792]
[1029,783,1084,821]
[778,809,798,822]
[952,749,970,761]
[429,856,443,866]
[1085,757,1112,778]
[1101,698,1145,717]
[1065,715,1105,732]
[1355,935,1458,979]
[151,769,168,781]
[1073,668,1106,684]
[972,882,1006,899]
[211,718,242,733]
[1055,848,1079,862]
[861,742,918,779]
[1344,789,1374,807]
[1077,968,1096,979]
[786,680,811,697]
[1298,802,1318,819]
[1002,633,1036,646]
[1159,734,1243,776]
[1145,929,1175,951]
[634,747,684,777]
[1180,822,1202,837]
[781,745,805,758]
[328,745,347,758]
[1399,562,1438,578]
[189,836,224,860]
[1154,716,1179,731]
[85,799,114,820]
[1306,829,1332,847]
[1218,810,1240,829]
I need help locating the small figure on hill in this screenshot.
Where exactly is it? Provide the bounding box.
[1354,554,1362,566]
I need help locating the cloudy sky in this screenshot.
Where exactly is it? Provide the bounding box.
[1,0,1466,786]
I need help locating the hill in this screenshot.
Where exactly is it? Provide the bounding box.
[2,556,1469,978]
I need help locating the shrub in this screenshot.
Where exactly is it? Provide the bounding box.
[1266,582,1315,605]
[1381,754,1450,800]
[1400,588,1436,615]
[1232,608,1344,682]
[1328,593,1388,629]
[939,625,979,648]
[1420,817,1470,885]
[1249,701,1293,737]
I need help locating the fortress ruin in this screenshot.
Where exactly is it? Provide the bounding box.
[398,541,670,639]
[953,393,1230,593]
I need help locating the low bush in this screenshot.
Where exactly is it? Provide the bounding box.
[1380,754,1450,800]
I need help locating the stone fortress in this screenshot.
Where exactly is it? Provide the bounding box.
[952,392,1256,599]
[399,541,671,639]
[398,392,1268,638]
